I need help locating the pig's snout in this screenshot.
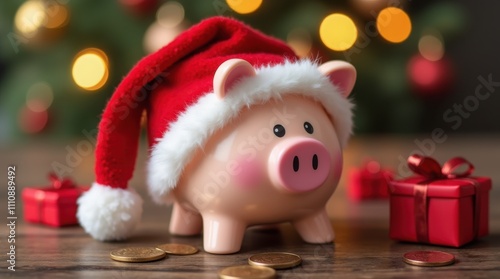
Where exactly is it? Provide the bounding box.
[269,137,331,192]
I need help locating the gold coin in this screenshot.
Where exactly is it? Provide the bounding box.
[248,252,302,269]
[110,247,166,263]
[218,265,276,279]
[156,243,199,255]
[403,251,455,267]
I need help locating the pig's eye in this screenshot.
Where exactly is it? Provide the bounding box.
[304,122,314,134]
[273,124,286,137]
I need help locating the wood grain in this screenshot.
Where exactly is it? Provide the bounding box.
[1,136,499,278]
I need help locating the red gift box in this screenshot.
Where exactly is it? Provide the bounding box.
[389,155,491,247]
[348,160,393,201]
[22,173,87,227]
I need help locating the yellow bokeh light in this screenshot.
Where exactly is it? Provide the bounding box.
[14,0,47,35]
[72,48,109,91]
[226,0,262,14]
[319,13,358,51]
[377,7,412,43]
[419,35,444,61]
[44,3,69,29]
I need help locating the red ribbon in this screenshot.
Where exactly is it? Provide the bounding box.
[48,172,75,189]
[408,154,474,179]
[407,154,480,243]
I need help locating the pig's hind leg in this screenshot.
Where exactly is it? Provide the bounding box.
[292,208,334,243]
[169,203,203,236]
[202,214,246,254]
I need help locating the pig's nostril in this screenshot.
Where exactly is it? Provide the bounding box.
[312,154,318,170]
[293,156,299,172]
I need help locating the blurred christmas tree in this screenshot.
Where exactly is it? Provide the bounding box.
[0,0,466,141]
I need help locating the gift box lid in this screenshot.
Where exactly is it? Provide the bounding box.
[389,176,491,198]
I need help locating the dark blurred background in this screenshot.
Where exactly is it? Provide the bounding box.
[0,0,499,144]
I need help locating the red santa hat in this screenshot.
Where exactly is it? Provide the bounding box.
[77,17,356,241]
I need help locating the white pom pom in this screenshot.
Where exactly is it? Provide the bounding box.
[77,183,143,241]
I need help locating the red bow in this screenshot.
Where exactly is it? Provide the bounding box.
[407,154,479,243]
[408,154,474,179]
[48,173,75,189]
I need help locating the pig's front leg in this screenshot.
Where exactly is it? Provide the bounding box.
[169,203,203,236]
[292,208,334,243]
[202,214,246,254]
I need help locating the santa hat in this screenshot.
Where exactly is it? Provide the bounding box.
[77,16,356,241]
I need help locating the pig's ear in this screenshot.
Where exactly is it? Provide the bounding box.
[318,61,356,98]
[214,59,256,99]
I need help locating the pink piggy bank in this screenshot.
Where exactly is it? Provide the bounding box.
[77,17,356,254]
[167,59,355,254]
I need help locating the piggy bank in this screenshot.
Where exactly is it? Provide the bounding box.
[76,17,356,254]
[167,59,355,254]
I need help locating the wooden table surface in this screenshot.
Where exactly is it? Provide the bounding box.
[1,136,499,278]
